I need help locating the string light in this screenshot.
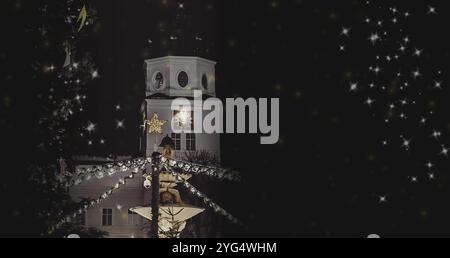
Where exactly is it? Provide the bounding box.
[51,154,245,235]
[59,157,151,188]
[60,155,241,188]
[161,157,241,182]
[162,164,246,227]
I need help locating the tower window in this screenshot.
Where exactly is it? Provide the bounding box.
[102,208,113,226]
[154,72,164,89]
[177,71,189,88]
[171,133,181,150]
[202,74,208,90]
[186,133,196,151]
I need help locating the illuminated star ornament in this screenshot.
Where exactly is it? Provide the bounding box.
[145,113,167,134]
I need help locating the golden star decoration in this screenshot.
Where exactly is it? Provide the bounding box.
[145,113,167,134]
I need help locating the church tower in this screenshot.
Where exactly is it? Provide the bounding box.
[143,56,220,160]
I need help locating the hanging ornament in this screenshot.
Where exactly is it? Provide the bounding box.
[77,5,88,33]
[63,42,71,68]
[144,177,152,189]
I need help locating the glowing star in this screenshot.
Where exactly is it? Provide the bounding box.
[341,27,351,37]
[412,69,421,79]
[426,161,434,170]
[402,138,411,150]
[441,145,449,157]
[373,66,381,75]
[92,70,99,79]
[431,130,442,139]
[413,48,423,57]
[434,81,442,89]
[368,33,380,44]
[86,122,96,133]
[349,82,358,92]
[365,98,375,106]
[145,113,167,134]
[116,120,125,129]
[428,6,437,14]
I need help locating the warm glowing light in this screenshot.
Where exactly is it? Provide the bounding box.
[174,107,192,129]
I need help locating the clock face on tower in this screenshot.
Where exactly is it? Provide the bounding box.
[178,71,189,88]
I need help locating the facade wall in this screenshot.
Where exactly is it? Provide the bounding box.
[70,170,152,238]
[145,99,221,159]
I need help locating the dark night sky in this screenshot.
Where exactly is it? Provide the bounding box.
[2,0,450,237]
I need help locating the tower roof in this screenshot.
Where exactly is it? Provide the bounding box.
[145,56,216,65]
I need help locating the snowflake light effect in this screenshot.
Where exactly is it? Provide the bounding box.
[340,1,448,204]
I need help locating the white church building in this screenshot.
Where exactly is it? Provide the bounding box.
[69,56,221,238]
